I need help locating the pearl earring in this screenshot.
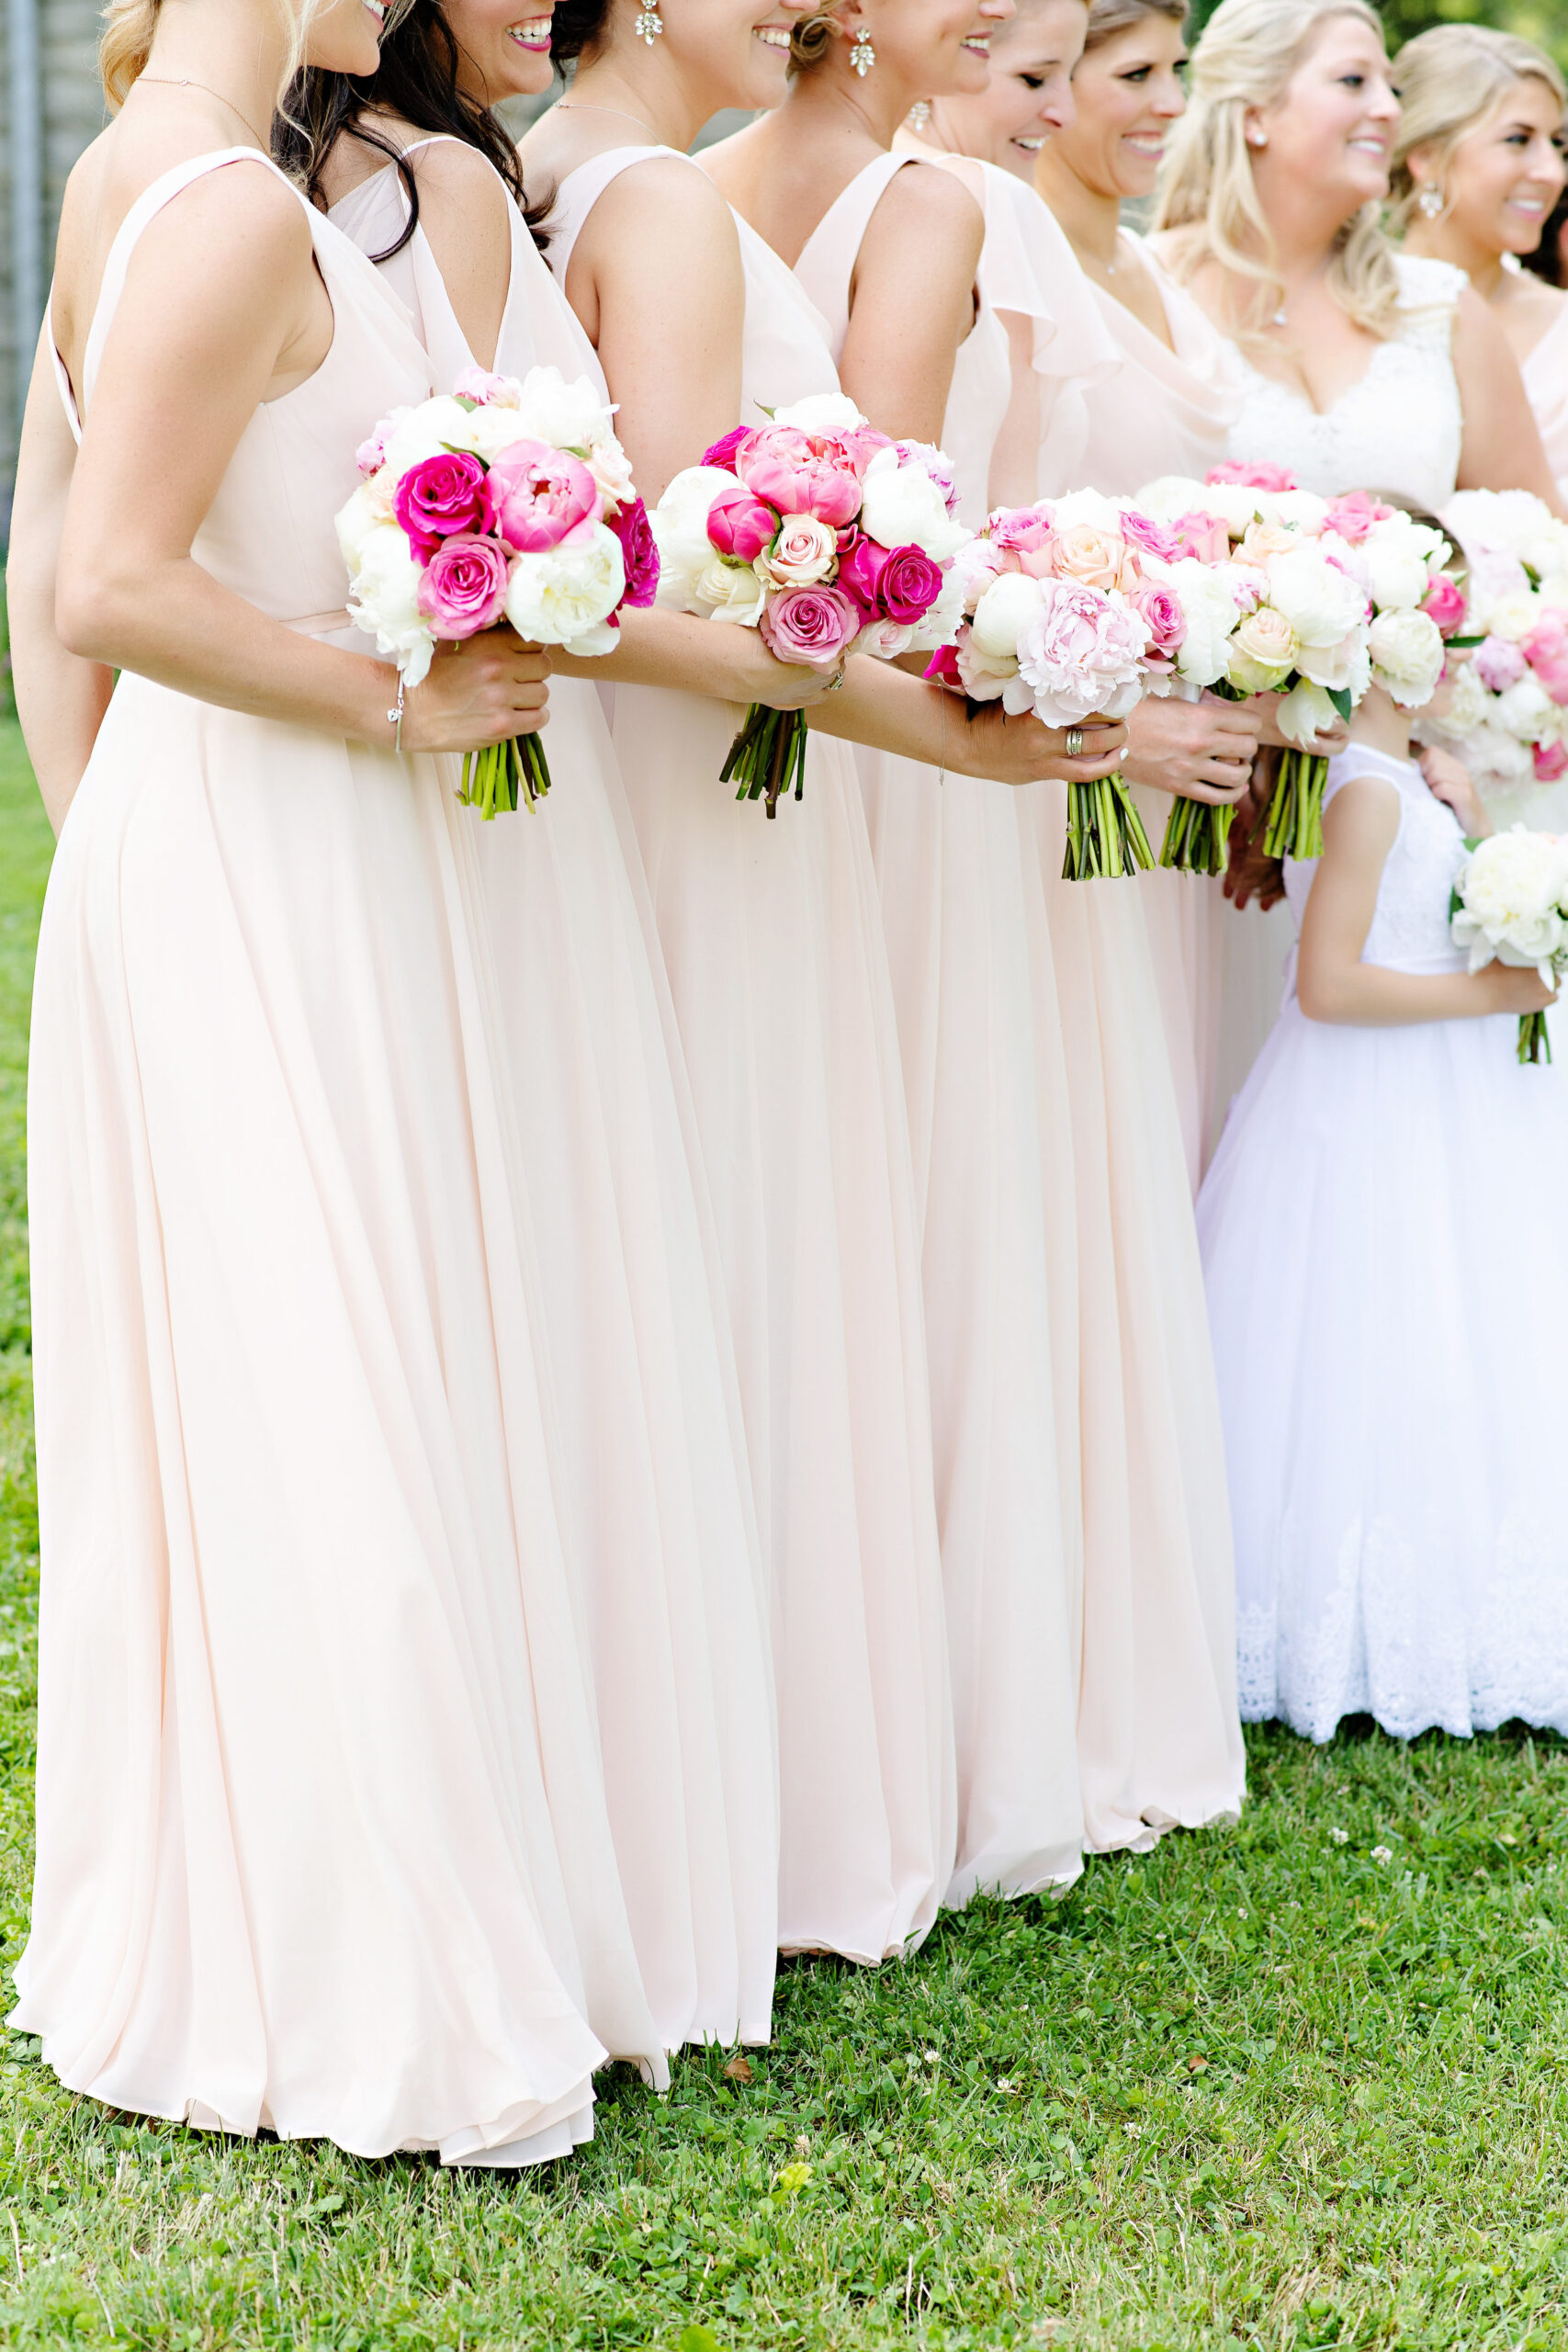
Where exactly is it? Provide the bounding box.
[850,28,874,75]
[1247,128,1267,149]
[1417,183,1444,219]
[634,3,663,40]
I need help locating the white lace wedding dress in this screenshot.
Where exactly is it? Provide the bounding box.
[1213,254,1469,1143]
[1198,743,1568,1744]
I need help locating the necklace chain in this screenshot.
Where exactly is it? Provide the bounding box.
[554,100,660,139]
[136,75,270,153]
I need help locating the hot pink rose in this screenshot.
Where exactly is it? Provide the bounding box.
[758,582,861,671]
[735,427,863,527]
[840,536,942,626]
[707,482,778,563]
[484,439,600,554]
[609,496,660,607]
[1473,635,1529,692]
[396,451,489,559]
[1323,489,1395,544]
[923,642,964,689]
[1130,581,1187,662]
[702,425,750,473]
[1206,459,1297,492]
[1168,510,1231,565]
[1521,616,1568,705]
[1120,509,1182,564]
[1537,741,1568,781]
[416,534,511,639]
[1420,573,1468,637]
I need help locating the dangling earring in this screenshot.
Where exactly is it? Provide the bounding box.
[634,2,664,40]
[1417,183,1444,220]
[908,98,932,130]
[850,27,874,76]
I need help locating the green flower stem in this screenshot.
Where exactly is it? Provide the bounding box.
[1261,748,1328,863]
[457,731,552,820]
[721,704,809,819]
[1062,770,1156,882]
[1518,1010,1552,1066]
[1158,793,1235,876]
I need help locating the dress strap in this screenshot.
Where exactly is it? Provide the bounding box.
[791,153,919,362]
[72,147,299,424]
[541,144,686,284]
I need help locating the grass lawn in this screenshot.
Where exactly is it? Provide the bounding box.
[0,716,1561,2348]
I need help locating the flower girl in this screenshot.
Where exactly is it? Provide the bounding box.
[1198,649,1568,1747]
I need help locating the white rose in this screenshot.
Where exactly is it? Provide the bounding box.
[336,480,393,568]
[1295,626,1371,697]
[1453,827,1568,978]
[907,566,968,652]
[1495,674,1555,741]
[1364,528,1437,616]
[504,522,626,651]
[378,395,485,476]
[1164,558,1245,687]
[694,556,767,626]
[343,520,434,688]
[510,366,615,454]
[1274,677,1340,750]
[853,618,916,661]
[1132,474,1211,523]
[770,390,868,435]
[1367,609,1445,707]
[1270,489,1329,536]
[859,446,968,562]
[756,512,837,589]
[969,571,1044,663]
[1264,546,1368,646]
[1199,481,1270,537]
[650,466,745,609]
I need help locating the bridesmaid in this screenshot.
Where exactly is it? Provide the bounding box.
[291,1,786,2057]
[521,0,1114,1961]
[13,0,668,2159]
[708,0,1107,1905]
[1391,27,1568,503]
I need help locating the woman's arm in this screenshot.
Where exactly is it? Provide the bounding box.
[56,164,544,756]
[1451,282,1568,519]
[836,164,984,444]
[1296,773,1553,1024]
[8,324,114,832]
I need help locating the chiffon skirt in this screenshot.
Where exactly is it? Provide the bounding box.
[606,684,954,1962]
[1018,780,1246,1851]
[1129,785,1225,1194]
[860,752,1082,1905]
[1201,991,1568,1746]
[471,676,778,2050]
[20,674,667,2162]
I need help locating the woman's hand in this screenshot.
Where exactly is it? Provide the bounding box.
[400,630,551,754]
[943,703,1129,787]
[1417,743,1489,838]
[1121,691,1258,804]
[1476,961,1558,1015]
[727,628,846,714]
[1251,691,1349,758]
[1223,758,1286,910]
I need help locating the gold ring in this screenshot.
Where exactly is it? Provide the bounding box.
[1065,726,1084,759]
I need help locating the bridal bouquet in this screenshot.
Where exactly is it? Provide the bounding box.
[1416,491,1568,819]
[1450,826,1568,1064]
[337,365,658,817]
[650,393,968,816]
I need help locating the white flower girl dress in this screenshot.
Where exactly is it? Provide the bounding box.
[1199,741,1568,1744]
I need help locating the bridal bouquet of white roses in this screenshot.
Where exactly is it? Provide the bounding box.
[337,365,657,817]
[1450,825,1568,1064]
[1416,491,1568,820]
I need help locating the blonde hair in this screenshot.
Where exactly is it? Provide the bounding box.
[1388,25,1565,237]
[1084,0,1185,53]
[100,0,323,110]
[1153,0,1400,339]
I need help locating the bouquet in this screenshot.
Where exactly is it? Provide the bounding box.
[1450,826,1568,1064]
[650,393,968,816]
[1416,490,1568,822]
[337,365,658,817]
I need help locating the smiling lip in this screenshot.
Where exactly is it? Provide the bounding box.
[362,0,386,21]
[1013,133,1047,150]
[961,33,990,53]
[507,14,552,45]
[754,22,792,46]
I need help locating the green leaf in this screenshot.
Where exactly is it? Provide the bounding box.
[1327,686,1353,720]
[678,2329,724,2352]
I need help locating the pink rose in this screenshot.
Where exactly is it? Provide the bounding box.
[396,451,489,560]
[1323,489,1395,544]
[609,496,660,607]
[758,582,861,670]
[453,366,514,406]
[417,534,511,639]
[1521,616,1568,705]
[1206,460,1297,492]
[1420,573,1468,638]
[759,513,840,588]
[484,439,600,554]
[735,427,863,527]
[988,504,1055,557]
[1537,741,1568,781]
[708,482,778,564]
[702,425,750,473]
[1130,581,1187,662]
[1045,522,1137,594]
[1016,578,1147,723]
[1120,508,1182,565]
[1168,511,1231,565]
[1473,635,1527,692]
[840,537,942,625]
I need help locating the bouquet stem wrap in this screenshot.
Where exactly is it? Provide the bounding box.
[1062,771,1156,881]
[1262,747,1328,863]
[722,704,808,819]
[1158,793,1234,876]
[458,732,551,820]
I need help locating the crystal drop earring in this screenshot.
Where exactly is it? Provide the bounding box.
[850,28,874,75]
[1417,183,1444,219]
[908,98,931,129]
[634,3,664,41]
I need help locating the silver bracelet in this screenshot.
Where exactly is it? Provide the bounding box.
[387,672,406,752]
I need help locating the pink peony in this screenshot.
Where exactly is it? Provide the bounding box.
[702,425,750,473]
[1016,578,1147,724]
[758,582,861,670]
[707,482,778,564]
[1473,635,1529,693]
[1537,741,1568,781]
[892,439,959,514]
[1168,511,1232,565]
[417,534,511,638]
[1420,573,1468,638]
[609,496,660,607]
[1521,616,1568,705]
[485,440,600,554]
[1120,509,1182,565]
[1323,489,1395,544]
[396,451,489,559]
[453,366,514,406]
[1129,581,1187,662]
[357,426,390,478]
[1206,459,1297,492]
[735,427,864,527]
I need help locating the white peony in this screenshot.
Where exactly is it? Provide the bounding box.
[1274,677,1341,750]
[1264,545,1368,647]
[1165,558,1244,687]
[854,618,916,661]
[1444,488,1557,562]
[378,395,487,477]
[1438,658,1492,739]
[504,522,626,651]
[1485,589,1542,645]
[337,479,394,568]
[650,466,745,608]
[1198,481,1273,537]
[1043,485,1126,536]
[1495,674,1556,741]
[1295,625,1371,697]
[1270,488,1329,536]
[969,571,1044,663]
[1365,537,1436,615]
[1132,474,1211,523]
[1451,827,1568,981]
[1367,608,1445,707]
[858,445,969,562]
[770,390,868,435]
[343,520,434,687]
[908,566,969,652]
[510,366,616,455]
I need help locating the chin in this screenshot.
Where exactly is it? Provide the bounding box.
[997,142,1038,186]
[309,28,384,75]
